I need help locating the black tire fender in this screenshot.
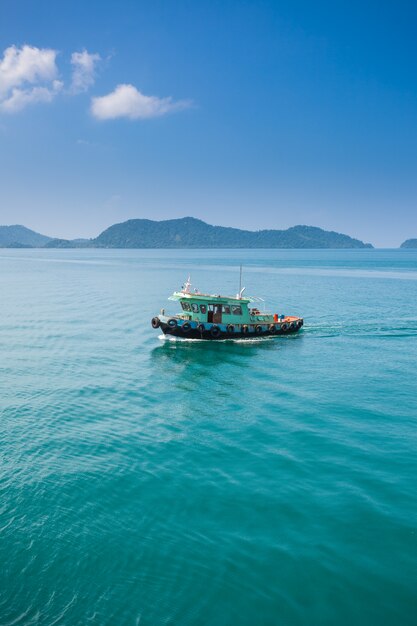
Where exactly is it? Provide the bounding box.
[151,317,160,329]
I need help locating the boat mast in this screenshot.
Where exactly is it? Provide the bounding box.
[238,265,242,299]
[182,276,192,294]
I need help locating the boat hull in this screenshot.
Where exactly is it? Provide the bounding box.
[156,319,303,340]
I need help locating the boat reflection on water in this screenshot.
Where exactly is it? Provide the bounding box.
[150,330,303,372]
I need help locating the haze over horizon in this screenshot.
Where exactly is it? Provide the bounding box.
[1,1,416,247]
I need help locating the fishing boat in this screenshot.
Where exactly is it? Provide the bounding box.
[151,275,303,340]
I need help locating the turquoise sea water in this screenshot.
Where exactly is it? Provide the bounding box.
[1,248,416,626]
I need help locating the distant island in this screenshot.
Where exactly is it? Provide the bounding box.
[0,225,51,248]
[0,218,374,249]
[400,239,417,248]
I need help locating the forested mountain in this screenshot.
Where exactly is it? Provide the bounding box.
[0,225,51,247]
[0,217,373,248]
[400,239,417,248]
[93,217,373,249]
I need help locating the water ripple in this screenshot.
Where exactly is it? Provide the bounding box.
[0,249,416,625]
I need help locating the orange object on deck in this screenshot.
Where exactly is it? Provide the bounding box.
[273,313,278,322]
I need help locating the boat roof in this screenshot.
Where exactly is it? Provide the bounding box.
[169,276,265,305]
[169,291,263,304]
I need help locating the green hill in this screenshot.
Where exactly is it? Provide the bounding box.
[400,239,417,248]
[0,218,374,248]
[43,238,92,248]
[0,225,51,247]
[94,217,373,249]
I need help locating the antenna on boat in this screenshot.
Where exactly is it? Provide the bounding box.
[237,265,245,299]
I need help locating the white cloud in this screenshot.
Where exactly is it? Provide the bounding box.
[0,44,58,93]
[91,83,191,120]
[70,50,100,93]
[0,44,60,113]
[0,46,191,119]
[0,80,63,112]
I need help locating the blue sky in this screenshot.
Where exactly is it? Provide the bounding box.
[0,0,416,247]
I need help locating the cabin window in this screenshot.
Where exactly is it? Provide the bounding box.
[181,301,191,311]
[222,305,231,315]
[207,303,222,323]
[231,305,242,315]
[200,304,207,314]
[191,303,199,313]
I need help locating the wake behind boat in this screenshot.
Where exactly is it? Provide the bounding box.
[151,276,303,340]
